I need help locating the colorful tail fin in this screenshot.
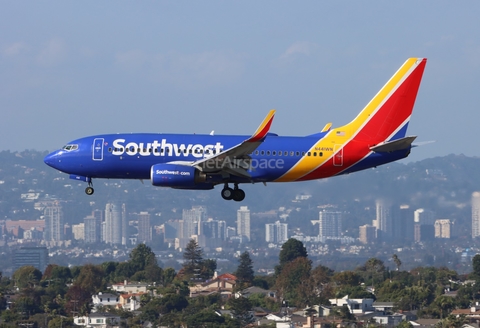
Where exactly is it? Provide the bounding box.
[335,58,427,144]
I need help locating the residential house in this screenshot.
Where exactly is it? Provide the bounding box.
[329,295,374,314]
[74,312,121,327]
[91,292,119,310]
[189,273,237,298]
[118,292,146,311]
[110,280,149,293]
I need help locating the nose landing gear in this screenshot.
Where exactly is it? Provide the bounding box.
[85,179,94,195]
[221,184,245,201]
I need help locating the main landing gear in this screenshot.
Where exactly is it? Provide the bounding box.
[85,180,94,195]
[221,183,245,202]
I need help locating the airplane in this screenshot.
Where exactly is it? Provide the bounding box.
[44,58,427,202]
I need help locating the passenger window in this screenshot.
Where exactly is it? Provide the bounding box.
[255,150,259,155]
[308,152,311,156]
[296,151,300,156]
[272,151,276,156]
[284,151,288,156]
[266,151,271,156]
[314,152,317,156]
[302,151,305,156]
[320,152,323,157]
[290,151,294,156]
[261,151,265,155]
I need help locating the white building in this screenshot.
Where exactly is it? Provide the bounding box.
[265,221,288,244]
[74,312,120,327]
[104,203,123,245]
[44,202,64,242]
[318,210,342,238]
[91,292,119,310]
[329,295,374,314]
[237,206,251,241]
[72,223,85,240]
[473,192,480,238]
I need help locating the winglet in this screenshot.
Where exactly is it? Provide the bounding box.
[321,123,332,132]
[247,109,276,142]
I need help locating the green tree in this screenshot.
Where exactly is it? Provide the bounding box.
[163,268,176,286]
[472,254,480,281]
[275,257,313,307]
[182,239,204,278]
[201,258,217,281]
[392,254,402,271]
[129,243,157,272]
[235,251,255,288]
[228,296,254,327]
[13,266,42,288]
[276,238,308,276]
[74,264,105,294]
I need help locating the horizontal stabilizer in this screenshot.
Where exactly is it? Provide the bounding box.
[370,136,417,153]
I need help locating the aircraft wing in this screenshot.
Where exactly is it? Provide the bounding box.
[192,110,276,178]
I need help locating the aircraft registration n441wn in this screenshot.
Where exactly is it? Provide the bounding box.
[44,58,427,201]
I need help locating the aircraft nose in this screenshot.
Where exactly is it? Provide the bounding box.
[44,150,62,169]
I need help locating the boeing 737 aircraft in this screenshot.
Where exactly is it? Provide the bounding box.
[44,58,427,201]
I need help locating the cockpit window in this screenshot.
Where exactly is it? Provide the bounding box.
[62,144,78,151]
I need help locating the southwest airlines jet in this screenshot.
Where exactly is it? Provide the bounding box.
[44,58,427,202]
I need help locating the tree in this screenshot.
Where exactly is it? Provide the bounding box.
[182,239,204,278]
[65,285,91,316]
[235,251,255,288]
[276,238,308,275]
[472,254,480,281]
[275,257,313,307]
[74,264,105,294]
[228,296,254,326]
[392,254,402,271]
[129,243,157,272]
[163,268,176,286]
[200,258,217,281]
[13,266,42,288]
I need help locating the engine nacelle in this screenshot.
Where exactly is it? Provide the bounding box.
[150,164,212,189]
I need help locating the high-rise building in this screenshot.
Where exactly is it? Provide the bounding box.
[105,203,122,245]
[391,205,414,243]
[375,199,392,240]
[137,212,152,243]
[318,211,342,238]
[435,219,451,238]
[237,206,251,241]
[84,210,102,244]
[473,192,480,239]
[72,223,85,240]
[181,206,207,238]
[14,246,49,272]
[44,202,64,242]
[359,225,376,244]
[121,204,128,246]
[414,223,435,242]
[414,208,436,225]
[265,221,288,244]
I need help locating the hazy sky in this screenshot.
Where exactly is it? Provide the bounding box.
[1,2,479,162]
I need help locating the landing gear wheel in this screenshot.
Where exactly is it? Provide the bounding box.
[85,186,94,195]
[221,187,234,200]
[232,188,245,202]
